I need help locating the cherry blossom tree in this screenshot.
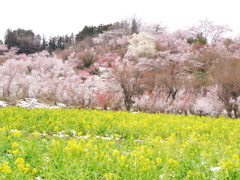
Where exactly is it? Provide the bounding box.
[192,86,223,117]
[188,19,232,43]
[0,45,8,52]
[0,59,28,98]
[1,18,240,118]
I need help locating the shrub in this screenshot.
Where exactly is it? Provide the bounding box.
[77,50,98,68]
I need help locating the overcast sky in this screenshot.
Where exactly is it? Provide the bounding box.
[1,0,240,41]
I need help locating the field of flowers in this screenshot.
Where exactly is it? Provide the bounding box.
[0,107,240,179]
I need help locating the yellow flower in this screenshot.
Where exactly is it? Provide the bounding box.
[14,158,25,164]
[187,170,192,178]
[232,154,239,161]
[112,149,119,156]
[12,142,19,148]
[32,168,38,174]
[11,149,20,155]
[0,162,12,174]
[147,149,153,156]
[17,163,25,171]
[33,130,41,137]
[132,150,139,157]
[104,173,112,180]
[77,132,82,136]
[168,159,179,167]
[54,126,59,131]
[156,158,162,164]
[24,164,30,173]
[225,145,232,150]
[14,158,31,173]
[12,130,22,137]
[114,134,120,138]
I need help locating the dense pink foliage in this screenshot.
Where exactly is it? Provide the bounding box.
[1,21,240,118]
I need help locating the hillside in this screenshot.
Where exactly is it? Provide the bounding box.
[1,19,240,118]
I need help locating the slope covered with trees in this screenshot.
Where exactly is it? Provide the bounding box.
[1,18,240,118]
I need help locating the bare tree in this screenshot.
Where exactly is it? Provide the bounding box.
[137,53,187,106]
[211,56,240,118]
[115,15,142,35]
[108,61,144,111]
[155,59,186,105]
[188,48,220,90]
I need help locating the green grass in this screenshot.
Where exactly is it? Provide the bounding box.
[0,107,239,179]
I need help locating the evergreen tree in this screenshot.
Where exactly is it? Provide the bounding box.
[4,29,18,48]
[4,28,42,54]
[41,35,48,50]
[70,33,75,44]
[48,37,57,52]
[57,36,65,50]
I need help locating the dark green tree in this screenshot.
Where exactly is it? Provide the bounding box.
[41,35,48,50]
[4,28,41,54]
[131,18,138,34]
[76,26,96,41]
[187,37,208,45]
[76,24,112,42]
[48,37,57,52]
[57,36,65,50]
[69,33,75,44]
[4,29,18,48]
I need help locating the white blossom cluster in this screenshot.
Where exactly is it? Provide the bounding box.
[127,32,157,58]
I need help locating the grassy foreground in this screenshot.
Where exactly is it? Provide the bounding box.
[0,107,240,179]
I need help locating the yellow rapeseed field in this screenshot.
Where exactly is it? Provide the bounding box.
[0,107,240,179]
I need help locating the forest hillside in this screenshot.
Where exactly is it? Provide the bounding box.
[1,18,240,118]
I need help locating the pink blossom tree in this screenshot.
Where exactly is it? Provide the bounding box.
[188,19,232,43]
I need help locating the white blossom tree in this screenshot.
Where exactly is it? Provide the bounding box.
[127,32,157,59]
